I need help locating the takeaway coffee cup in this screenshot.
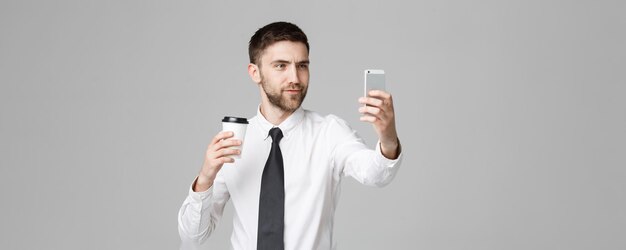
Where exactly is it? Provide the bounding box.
[221,116,248,159]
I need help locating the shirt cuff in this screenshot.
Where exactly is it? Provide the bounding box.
[375,140,403,165]
[188,176,212,202]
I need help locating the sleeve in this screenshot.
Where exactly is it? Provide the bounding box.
[329,116,403,187]
[177,174,230,247]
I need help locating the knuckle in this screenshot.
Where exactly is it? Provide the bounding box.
[209,152,219,160]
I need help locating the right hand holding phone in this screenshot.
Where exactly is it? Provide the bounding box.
[194,131,241,192]
[358,90,400,159]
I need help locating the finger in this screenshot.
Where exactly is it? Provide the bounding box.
[367,90,392,100]
[360,115,378,123]
[358,106,382,116]
[215,148,241,158]
[211,131,235,145]
[219,157,235,164]
[358,96,384,107]
[216,139,242,150]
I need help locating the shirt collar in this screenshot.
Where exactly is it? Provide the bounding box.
[255,105,305,140]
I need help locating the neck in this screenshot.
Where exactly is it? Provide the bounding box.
[259,102,296,126]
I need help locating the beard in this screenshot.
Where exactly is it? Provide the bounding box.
[260,75,308,113]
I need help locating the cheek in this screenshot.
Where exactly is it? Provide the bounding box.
[296,68,308,76]
[300,71,310,82]
[267,71,287,82]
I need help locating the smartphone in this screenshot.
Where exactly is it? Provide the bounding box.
[364,69,385,100]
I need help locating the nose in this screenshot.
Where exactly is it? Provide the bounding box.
[287,64,300,84]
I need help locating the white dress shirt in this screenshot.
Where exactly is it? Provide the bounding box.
[178,107,403,250]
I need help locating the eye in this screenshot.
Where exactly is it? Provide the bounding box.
[274,64,286,70]
[298,64,309,69]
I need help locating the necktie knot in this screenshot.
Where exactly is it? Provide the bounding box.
[269,127,283,144]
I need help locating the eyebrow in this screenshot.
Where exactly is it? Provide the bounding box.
[270,59,310,65]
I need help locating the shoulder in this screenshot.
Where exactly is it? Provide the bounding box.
[302,109,346,124]
[302,109,353,134]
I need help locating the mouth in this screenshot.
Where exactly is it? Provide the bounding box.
[284,89,301,94]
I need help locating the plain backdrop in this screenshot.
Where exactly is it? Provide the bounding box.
[1,0,625,249]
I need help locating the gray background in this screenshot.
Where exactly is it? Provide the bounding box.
[1,0,625,249]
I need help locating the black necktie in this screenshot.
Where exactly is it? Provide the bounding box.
[257,127,285,250]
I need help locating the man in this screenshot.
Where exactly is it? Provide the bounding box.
[178,21,403,250]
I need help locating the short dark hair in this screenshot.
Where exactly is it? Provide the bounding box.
[248,22,310,65]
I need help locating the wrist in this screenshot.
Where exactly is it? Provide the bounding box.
[380,137,400,160]
[193,175,214,192]
[380,136,399,150]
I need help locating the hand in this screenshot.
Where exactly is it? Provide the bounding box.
[358,90,400,159]
[194,131,242,192]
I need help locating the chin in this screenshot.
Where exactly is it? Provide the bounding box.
[285,97,303,108]
[285,104,301,112]
[282,102,301,112]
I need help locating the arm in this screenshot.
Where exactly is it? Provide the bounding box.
[177,131,241,246]
[332,90,403,186]
[178,175,230,246]
[332,125,403,187]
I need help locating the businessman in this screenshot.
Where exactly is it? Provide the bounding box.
[178,21,403,250]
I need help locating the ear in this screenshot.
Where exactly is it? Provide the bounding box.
[248,63,261,84]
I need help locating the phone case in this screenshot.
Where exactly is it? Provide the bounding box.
[364,69,386,97]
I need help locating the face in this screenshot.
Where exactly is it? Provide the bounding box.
[253,41,310,113]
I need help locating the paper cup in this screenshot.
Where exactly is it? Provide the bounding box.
[221,116,248,159]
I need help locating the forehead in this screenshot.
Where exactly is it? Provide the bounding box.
[260,40,309,64]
